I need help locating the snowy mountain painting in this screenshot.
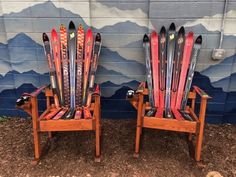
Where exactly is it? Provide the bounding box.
[0,1,235,123]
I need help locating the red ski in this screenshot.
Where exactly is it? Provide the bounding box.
[83,107,92,119]
[51,29,63,105]
[74,108,82,119]
[76,24,84,107]
[150,31,159,108]
[155,26,166,118]
[53,107,68,120]
[44,108,61,120]
[174,32,194,120]
[82,28,93,105]
[60,24,70,106]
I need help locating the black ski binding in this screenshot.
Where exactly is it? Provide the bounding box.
[165,109,173,119]
[146,108,157,117]
[63,108,75,119]
[180,110,193,121]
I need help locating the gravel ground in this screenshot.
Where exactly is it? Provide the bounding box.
[0,118,235,177]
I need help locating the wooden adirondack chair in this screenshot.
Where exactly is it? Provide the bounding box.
[16,23,101,164]
[127,25,211,162]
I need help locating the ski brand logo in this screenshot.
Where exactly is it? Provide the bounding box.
[87,40,91,47]
[64,70,68,75]
[169,34,174,40]
[70,32,75,39]
[178,38,183,44]
[160,37,166,44]
[71,88,75,93]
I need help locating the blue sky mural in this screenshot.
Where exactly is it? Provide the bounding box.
[0,0,235,123]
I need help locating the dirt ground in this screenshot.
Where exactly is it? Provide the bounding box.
[0,118,235,177]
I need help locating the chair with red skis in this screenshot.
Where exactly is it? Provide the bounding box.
[16,21,102,164]
[127,23,211,162]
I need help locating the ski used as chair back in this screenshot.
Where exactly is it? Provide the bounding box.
[16,21,102,164]
[127,23,211,162]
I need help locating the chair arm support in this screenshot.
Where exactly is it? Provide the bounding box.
[93,84,101,97]
[93,87,101,121]
[136,82,146,94]
[191,86,211,125]
[92,84,101,110]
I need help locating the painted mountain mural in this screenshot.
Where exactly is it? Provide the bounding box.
[0,1,235,123]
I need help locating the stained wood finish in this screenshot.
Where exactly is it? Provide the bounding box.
[40,119,95,131]
[130,85,210,162]
[17,86,101,164]
[143,117,197,133]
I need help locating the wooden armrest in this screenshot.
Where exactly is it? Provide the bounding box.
[22,85,49,98]
[16,85,49,107]
[193,86,211,99]
[31,85,49,97]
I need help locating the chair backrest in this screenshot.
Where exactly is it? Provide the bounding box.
[43,21,101,110]
[144,23,202,118]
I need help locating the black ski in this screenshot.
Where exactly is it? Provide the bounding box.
[165,23,176,118]
[143,34,156,116]
[42,33,60,108]
[181,35,202,111]
[170,26,185,109]
[64,21,76,119]
[86,33,102,107]
[84,33,102,119]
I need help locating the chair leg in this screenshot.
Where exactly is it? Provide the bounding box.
[134,95,144,158]
[95,122,101,162]
[134,125,141,158]
[99,108,102,137]
[94,95,101,162]
[188,133,193,141]
[32,129,40,165]
[195,99,207,161]
[48,131,52,139]
[31,97,40,165]
[139,105,145,136]
[195,123,204,161]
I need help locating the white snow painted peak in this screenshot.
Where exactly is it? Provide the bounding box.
[183,10,236,36]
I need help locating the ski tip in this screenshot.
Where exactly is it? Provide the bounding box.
[143,34,149,43]
[169,23,176,31]
[51,28,57,34]
[78,24,83,30]
[160,26,166,34]
[42,33,49,42]
[69,21,75,29]
[60,24,65,28]
[60,24,66,32]
[178,26,185,35]
[187,31,194,38]
[95,33,101,42]
[151,30,158,37]
[87,28,92,33]
[195,35,202,44]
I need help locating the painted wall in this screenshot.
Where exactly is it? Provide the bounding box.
[0,0,235,123]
